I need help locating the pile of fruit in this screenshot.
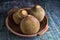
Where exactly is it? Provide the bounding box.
[12,5,45,35]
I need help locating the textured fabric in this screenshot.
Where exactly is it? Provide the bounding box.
[0,0,60,40]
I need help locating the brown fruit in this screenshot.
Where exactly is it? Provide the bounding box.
[20,15,40,34]
[29,5,45,22]
[13,9,28,24]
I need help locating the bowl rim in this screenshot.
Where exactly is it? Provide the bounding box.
[6,8,48,37]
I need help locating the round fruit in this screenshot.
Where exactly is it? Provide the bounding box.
[13,9,28,24]
[20,15,40,34]
[29,5,45,22]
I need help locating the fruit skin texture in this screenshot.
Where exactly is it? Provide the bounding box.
[29,5,45,22]
[13,9,28,24]
[20,15,40,35]
[13,13,21,24]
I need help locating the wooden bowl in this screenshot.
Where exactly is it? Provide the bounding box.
[6,8,48,37]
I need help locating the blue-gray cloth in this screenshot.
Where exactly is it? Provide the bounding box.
[0,0,60,40]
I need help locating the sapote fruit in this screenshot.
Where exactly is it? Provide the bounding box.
[20,15,40,34]
[13,9,28,24]
[29,5,45,22]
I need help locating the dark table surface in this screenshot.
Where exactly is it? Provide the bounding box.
[0,0,60,40]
